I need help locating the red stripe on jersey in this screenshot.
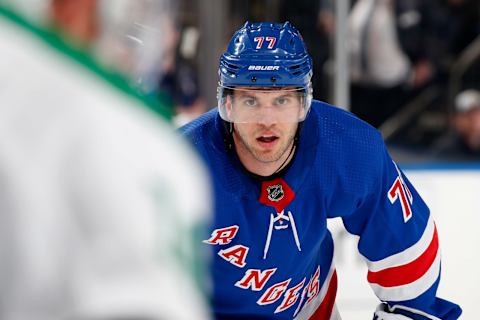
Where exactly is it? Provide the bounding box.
[308,271,337,320]
[367,226,439,287]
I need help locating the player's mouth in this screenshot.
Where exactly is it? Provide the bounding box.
[256,135,279,149]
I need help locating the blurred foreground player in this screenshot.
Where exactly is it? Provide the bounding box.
[0,3,211,320]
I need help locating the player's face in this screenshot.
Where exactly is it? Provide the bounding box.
[228,88,300,166]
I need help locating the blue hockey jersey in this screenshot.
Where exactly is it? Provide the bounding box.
[180,100,462,319]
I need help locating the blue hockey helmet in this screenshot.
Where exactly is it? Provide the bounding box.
[218,21,313,123]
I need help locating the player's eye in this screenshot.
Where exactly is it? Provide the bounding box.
[275,96,289,105]
[243,97,257,107]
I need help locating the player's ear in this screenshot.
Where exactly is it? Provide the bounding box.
[298,96,306,120]
[226,95,234,119]
[299,104,305,120]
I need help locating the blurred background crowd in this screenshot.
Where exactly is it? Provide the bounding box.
[9,0,480,161]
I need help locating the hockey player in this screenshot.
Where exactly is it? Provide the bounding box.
[180,22,462,319]
[0,4,211,320]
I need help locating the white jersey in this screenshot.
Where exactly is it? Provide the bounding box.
[0,11,211,320]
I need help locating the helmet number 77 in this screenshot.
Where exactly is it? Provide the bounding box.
[254,36,277,49]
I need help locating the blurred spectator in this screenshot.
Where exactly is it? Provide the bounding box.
[96,0,207,126]
[348,0,440,128]
[451,89,480,154]
[348,0,480,129]
[279,0,332,101]
[157,20,207,127]
[49,0,98,48]
[439,0,480,60]
[423,89,480,161]
[0,2,212,319]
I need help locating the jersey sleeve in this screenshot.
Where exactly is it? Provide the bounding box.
[341,143,462,319]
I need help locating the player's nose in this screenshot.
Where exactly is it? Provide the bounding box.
[256,105,278,126]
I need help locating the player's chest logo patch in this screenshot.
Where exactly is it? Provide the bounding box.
[259,178,295,213]
[258,178,301,259]
[267,184,284,202]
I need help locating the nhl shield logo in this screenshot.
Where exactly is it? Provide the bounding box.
[267,184,284,202]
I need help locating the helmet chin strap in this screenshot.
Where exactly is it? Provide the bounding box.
[223,121,234,151]
[271,122,302,175]
[272,143,296,175]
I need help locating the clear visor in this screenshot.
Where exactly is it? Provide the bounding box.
[217,85,312,124]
